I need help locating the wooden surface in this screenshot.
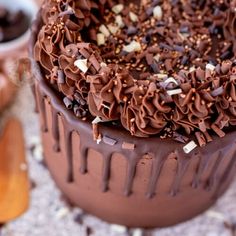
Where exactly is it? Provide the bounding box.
[0,119,29,223]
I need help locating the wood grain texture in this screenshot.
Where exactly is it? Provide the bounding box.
[0,119,29,223]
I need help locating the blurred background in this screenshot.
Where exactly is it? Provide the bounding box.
[0,0,236,236]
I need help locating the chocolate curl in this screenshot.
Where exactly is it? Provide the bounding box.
[63,97,73,109]
[74,92,86,106]
[164,59,173,73]
[92,123,100,142]
[211,86,224,97]
[122,142,135,150]
[103,136,117,146]
[195,132,206,147]
[198,120,207,132]
[173,132,189,143]
[211,124,225,138]
[203,131,213,143]
[58,70,65,84]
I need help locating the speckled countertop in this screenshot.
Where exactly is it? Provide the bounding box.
[0,85,236,236]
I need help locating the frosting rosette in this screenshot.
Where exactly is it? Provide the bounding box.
[34,0,236,143]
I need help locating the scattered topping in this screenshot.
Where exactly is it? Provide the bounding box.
[96,134,102,144]
[92,123,100,142]
[97,33,105,46]
[122,142,135,150]
[211,124,226,138]
[166,89,182,96]
[160,77,179,89]
[153,6,163,20]
[112,4,124,15]
[103,136,117,146]
[211,86,224,97]
[63,97,73,109]
[99,24,110,37]
[115,15,124,28]
[74,59,88,73]
[92,116,103,124]
[155,74,168,79]
[183,141,198,154]
[107,24,119,35]
[123,41,142,53]
[173,132,189,144]
[195,132,206,147]
[206,63,216,71]
[129,12,138,22]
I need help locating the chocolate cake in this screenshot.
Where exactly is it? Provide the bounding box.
[31,0,236,227]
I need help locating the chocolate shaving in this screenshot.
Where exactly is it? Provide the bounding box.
[103,136,117,146]
[63,97,73,109]
[122,142,135,150]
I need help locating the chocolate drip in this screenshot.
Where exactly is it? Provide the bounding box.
[124,157,139,196]
[213,144,236,198]
[146,153,169,198]
[101,154,112,192]
[79,147,88,174]
[205,151,224,191]
[51,108,60,152]
[31,84,39,113]
[36,83,48,132]
[170,151,191,196]
[63,123,74,183]
[192,152,210,189]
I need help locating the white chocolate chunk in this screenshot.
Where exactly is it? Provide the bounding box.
[166,88,182,96]
[92,116,103,124]
[129,11,138,22]
[74,59,88,73]
[115,15,125,28]
[153,6,163,20]
[164,77,179,86]
[97,33,105,46]
[154,73,168,79]
[206,63,216,71]
[153,54,160,62]
[183,141,197,154]
[112,4,124,14]
[123,41,141,53]
[99,24,110,37]
[107,24,119,35]
[100,62,107,67]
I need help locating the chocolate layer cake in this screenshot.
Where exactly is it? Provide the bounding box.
[31,0,236,227]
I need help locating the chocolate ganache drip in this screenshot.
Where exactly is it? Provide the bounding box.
[34,0,236,144]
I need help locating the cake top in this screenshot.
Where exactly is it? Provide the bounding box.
[34,0,236,147]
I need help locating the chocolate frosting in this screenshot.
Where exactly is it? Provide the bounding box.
[34,0,236,140]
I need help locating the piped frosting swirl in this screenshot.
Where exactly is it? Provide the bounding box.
[34,0,236,142]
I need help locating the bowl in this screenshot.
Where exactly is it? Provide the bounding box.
[0,0,38,58]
